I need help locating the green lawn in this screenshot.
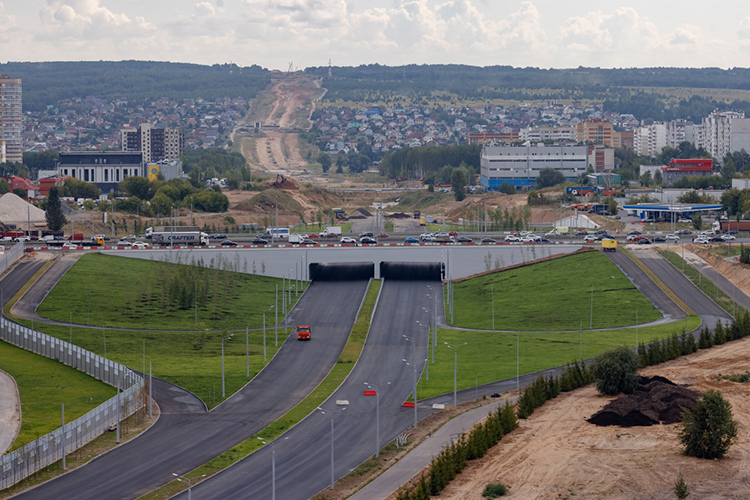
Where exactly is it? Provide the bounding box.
[448,252,661,331]
[36,253,305,331]
[417,316,702,400]
[0,340,114,451]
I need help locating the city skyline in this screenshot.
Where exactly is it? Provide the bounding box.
[0,0,748,71]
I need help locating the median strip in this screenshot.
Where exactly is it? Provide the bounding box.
[138,279,383,500]
[620,248,694,316]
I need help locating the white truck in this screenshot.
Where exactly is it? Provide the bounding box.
[149,227,208,246]
[319,226,342,237]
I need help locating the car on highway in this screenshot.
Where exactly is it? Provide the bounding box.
[221,240,238,246]
[62,242,78,250]
[522,235,541,242]
[359,232,374,239]
[653,236,666,243]
[722,234,737,241]
[709,236,725,243]
[693,237,710,244]
[132,241,150,248]
[0,236,12,242]
[359,237,377,245]
[40,235,58,242]
[211,234,228,239]
[448,231,458,236]
[638,238,652,244]
[666,234,680,241]
[13,236,30,242]
[676,229,692,235]
[123,235,137,241]
[307,233,319,239]
[377,233,389,239]
[677,218,692,223]
[583,235,597,243]
[404,237,419,243]
[251,238,269,245]
[340,236,357,245]
[481,238,497,244]
[116,240,132,247]
[627,230,642,236]
[456,236,473,243]
[504,234,521,242]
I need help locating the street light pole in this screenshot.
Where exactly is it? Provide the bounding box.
[445,342,467,408]
[257,437,286,500]
[221,334,234,398]
[402,335,417,429]
[317,407,342,490]
[172,473,205,500]
[364,382,390,458]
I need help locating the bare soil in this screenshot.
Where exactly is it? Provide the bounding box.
[432,337,750,500]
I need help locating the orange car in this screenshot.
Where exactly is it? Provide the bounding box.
[297,325,311,341]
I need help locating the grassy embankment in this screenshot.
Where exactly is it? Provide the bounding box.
[139,279,382,500]
[12,254,304,408]
[415,251,699,400]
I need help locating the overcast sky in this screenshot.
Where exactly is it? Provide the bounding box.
[1,0,749,71]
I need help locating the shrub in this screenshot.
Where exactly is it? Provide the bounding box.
[680,390,737,459]
[483,482,508,498]
[591,345,640,395]
[674,472,689,499]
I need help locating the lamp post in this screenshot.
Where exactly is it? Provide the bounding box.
[317,407,345,490]
[364,381,390,458]
[444,342,467,408]
[172,473,205,500]
[402,334,418,430]
[257,437,287,500]
[221,333,234,398]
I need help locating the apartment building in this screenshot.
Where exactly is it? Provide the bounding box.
[121,123,184,163]
[0,75,22,163]
[518,125,576,143]
[575,119,626,148]
[700,110,750,163]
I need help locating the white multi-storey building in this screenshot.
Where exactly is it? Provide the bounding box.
[700,110,750,162]
[518,125,576,143]
[0,75,22,164]
[633,122,667,158]
[666,119,696,148]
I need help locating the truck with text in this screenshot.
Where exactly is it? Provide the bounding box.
[713,220,750,232]
[150,227,208,246]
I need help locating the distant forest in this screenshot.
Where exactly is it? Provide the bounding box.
[305,65,750,122]
[0,61,271,111]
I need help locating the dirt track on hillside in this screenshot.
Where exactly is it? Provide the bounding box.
[431,337,750,500]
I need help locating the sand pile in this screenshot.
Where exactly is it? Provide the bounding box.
[588,376,700,427]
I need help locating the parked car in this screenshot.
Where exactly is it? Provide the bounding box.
[221,240,238,246]
[404,237,419,243]
[677,218,692,223]
[340,236,357,245]
[251,238,269,245]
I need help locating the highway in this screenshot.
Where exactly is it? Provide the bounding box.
[9,265,370,500]
[178,278,438,500]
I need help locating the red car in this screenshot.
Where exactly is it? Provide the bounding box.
[307,233,319,238]
[448,231,458,236]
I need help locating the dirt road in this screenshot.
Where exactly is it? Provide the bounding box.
[435,335,750,500]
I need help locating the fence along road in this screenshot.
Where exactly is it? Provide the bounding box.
[0,255,145,491]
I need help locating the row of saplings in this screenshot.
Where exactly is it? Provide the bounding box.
[395,315,747,500]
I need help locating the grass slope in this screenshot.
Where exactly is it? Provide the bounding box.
[0,340,114,451]
[449,252,661,331]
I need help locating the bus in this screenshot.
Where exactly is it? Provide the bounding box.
[267,227,290,240]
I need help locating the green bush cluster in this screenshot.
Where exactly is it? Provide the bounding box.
[396,403,517,500]
[518,361,592,419]
[680,390,738,459]
[482,482,508,498]
[592,346,640,395]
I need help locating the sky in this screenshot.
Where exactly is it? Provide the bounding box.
[1,0,749,71]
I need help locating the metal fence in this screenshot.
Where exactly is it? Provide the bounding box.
[0,242,24,276]
[0,316,145,490]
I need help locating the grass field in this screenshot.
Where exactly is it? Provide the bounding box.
[36,254,305,331]
[0,340,114,451]
[448,252,661,331]
[416,316,702,400]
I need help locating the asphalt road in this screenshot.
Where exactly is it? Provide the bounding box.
[10,275,370,500]
[178,279,438,500]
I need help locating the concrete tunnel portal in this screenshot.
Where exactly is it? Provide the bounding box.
[309,262,443,281]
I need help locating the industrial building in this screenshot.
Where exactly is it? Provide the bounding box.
[0,75,22,164]
[57,151,144,193]
[661,158,713,186]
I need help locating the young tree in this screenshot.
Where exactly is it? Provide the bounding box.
[45,186,67,232]
[679,390,737,459]
[591,345,640,395]
[451,169,466,201]
[674,472,689,499]
[536,168,565,188]
[318,153,331,173]
[0,178,9,194]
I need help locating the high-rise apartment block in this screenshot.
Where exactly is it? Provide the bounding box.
[633,122,667,158]
[699,110,750,163]
[121,123,184,163]
[0,75,22,164]
[575,119,626,148]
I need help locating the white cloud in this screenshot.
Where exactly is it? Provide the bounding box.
[670,25,703,47]
[195,2,216,17]
[0,2,18,42]
[738,17,750,40]
[38,0,155,40]
[559,7,661,53]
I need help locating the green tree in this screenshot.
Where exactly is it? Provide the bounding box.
[679,390,737,459]
[591,345,640,395]
[451,168,466,201]
[692,214,703,231]
[722,158,737,182]
[13,188,27,198]
[536,168,565,188]
[674,472,689,499]
[45,186,67,231]
[653,169,664,186]
[318,153,331,173]
[0,178,9,194]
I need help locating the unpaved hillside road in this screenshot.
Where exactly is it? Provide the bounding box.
[433,335,750,500]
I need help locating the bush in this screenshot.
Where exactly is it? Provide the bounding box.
[483,482,508,498]
[674,471,689,499]
[680,390,737,459]
[591,345,640,395]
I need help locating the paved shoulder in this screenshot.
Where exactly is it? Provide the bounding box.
[0,369,21,456]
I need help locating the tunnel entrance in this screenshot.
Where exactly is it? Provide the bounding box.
[309,262,375,281]
[380,262,444,281]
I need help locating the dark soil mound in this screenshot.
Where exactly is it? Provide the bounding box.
[588,376,700,427]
